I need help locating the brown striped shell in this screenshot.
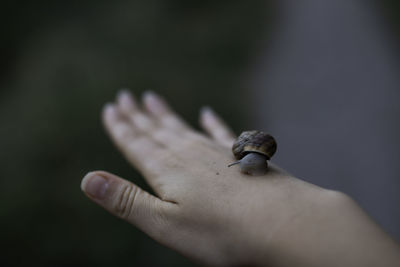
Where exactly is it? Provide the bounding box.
[232,130,277,160]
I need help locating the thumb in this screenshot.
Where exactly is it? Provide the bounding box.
[81,170,175,240]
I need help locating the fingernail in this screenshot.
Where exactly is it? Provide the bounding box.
[117,89,134,110]
[201,106,213,115]
[200,106,214,120]
[82,173,109,200]
[104,103,117,119]
[143,90,166,114]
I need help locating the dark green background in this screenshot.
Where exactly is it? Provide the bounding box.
[0,1,398,266]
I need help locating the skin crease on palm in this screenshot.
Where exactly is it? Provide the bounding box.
[81,90,400,267]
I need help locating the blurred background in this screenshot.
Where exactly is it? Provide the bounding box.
[1,0,399,266]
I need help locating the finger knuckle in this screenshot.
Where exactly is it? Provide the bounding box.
[113,123,133,141]
[151,129,169,141]
[131,113,155,131]
[162,115,185,129]
[114,184,139,220]
[126,136,150,153]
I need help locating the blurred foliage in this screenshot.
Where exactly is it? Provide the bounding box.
[0,0,271,266]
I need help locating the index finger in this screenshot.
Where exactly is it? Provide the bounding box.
[102,103,167,177]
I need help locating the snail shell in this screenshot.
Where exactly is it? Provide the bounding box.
[232,130,277,160]
[229,130,277,175]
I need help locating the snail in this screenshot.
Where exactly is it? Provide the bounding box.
[228,130,277,175]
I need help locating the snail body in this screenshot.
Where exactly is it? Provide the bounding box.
[229,130,277,175]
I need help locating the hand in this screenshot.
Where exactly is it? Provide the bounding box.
[81,90,400,267]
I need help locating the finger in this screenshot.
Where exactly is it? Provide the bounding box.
[81,171,177,242]
[116,90,183,149]
[115,90,157,133]
[102,103,164,176]
[149,128,183,149]
[142,91,190,132]
[116,89,139,114]
[199,106,236,148]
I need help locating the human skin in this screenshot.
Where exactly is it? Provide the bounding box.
[81,90,400,267]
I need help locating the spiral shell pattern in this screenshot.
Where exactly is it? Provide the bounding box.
[232,130,277,160]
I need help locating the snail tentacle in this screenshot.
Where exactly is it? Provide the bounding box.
[227,160,241,167]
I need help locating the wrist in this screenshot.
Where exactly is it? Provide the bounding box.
[222,180,338,266]
[261,189,400,267]
[264,189,351,267]
[235,185,348,267]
